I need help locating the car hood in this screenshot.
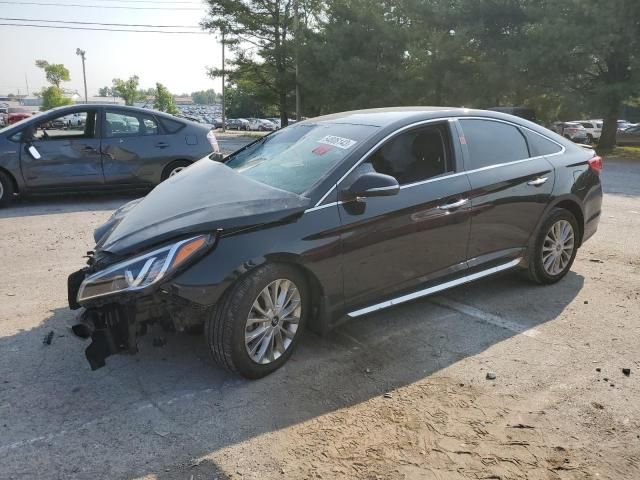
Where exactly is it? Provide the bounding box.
[96,159,311,256]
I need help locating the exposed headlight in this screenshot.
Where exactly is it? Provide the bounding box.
[77,234,213,303]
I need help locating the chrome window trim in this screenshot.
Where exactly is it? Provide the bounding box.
[306,116,566,213]
[347,257,523,317]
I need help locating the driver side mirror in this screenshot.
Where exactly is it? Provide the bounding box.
[210,152,224,162]
[340,172,400,201]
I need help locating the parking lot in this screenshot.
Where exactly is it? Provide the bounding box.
[0,155,639,479]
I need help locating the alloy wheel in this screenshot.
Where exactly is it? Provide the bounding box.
[542,219,575,275]
[244,279,301,365]
[0,181,4,200]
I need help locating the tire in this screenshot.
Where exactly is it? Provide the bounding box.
[525,208,579,285]
[0,170,15,207]
[587,134,594,144]
[161,160,191,181]
[206,263,309,379]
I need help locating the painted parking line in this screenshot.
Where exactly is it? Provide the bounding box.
[430,297,541,338]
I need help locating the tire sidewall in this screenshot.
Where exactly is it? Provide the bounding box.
[532,209,579,283]
[225,264,309,378]
[161,160,190,181]
[0,171,14,207]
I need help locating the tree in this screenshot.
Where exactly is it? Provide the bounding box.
[35,60,70,88]
[203,0,321,125]
[154,83,178,114]
[112,75,141,106]
[521,0,640,150]
[40,86,73,111]
[35,59,72,110]
[97,86,113,97]
[192,89,219,104]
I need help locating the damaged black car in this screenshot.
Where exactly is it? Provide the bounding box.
[69,107,602,378]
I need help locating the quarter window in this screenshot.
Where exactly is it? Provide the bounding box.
[523,130,563,157]
[460,119,529,170]
[104,111,159,138]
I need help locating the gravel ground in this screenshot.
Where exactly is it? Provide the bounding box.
[0,157,639,480]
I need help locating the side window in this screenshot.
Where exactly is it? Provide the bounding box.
[31,111,95,140]
[360,124,452,186]
[158,117,185,134]
[459,119,529,170]
[523,130,563,157]
[104,111,159,138]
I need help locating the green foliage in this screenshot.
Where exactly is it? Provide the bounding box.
[97,86,113,97]
[153,83,178,115]
[112,76,141,106]
[39,86,73,111]
[35,60,70,88]
[191,89,220,105]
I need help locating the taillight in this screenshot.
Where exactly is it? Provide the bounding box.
[588,155,603,173]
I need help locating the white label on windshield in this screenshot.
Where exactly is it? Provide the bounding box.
[318,135,357,149]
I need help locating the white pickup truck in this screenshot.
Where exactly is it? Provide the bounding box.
[60,112,86,128]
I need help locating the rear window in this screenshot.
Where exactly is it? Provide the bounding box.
[523,130,563,156]
[459,119,529,170]
[159,117,185,134]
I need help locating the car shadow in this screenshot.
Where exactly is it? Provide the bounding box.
[0,270,584,479]
[0,192,144,219]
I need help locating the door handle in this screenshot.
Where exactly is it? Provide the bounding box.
[527,176,548,186]
[83,145,96,152]
[438,198,469,210]
[155,142,169,149]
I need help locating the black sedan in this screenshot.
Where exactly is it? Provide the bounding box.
[69,107,603,378]
[0,104,221,206]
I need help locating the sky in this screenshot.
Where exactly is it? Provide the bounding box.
[0,0,223,97]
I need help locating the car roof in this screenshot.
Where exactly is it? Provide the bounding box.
[298,106,536,128]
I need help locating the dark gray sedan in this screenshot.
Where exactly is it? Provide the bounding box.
[0,104,221,206]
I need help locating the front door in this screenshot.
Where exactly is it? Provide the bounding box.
[20,109,103,189]
[339,122,472,310]
[458,118,556,268]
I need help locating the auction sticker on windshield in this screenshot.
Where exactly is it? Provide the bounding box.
[318,135,357,149]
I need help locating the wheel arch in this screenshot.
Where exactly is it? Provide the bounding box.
[161,158,193,181]
[552,198,585,246]
[0,166,19,194]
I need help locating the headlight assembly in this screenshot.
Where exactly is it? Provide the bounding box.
[77,234,213,303]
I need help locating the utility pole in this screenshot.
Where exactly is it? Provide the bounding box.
[25,74,29,96]
[293,0,301,121]
[221,30,226,132]
[76,48,88,103]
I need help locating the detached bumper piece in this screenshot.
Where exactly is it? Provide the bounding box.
[73,304,138,370]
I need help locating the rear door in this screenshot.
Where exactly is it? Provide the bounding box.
[458,118,556,269]
[100,109,172,185]
[338,121,472,310]
[20,109,103,189]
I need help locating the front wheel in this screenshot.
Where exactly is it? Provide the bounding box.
[206,263,308,378]
[525,208,579,284]
[161,160,191,181]
[0,170,15,207]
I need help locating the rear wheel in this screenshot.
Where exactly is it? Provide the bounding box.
[0,171,15,207]
[587,134,594,144]
[161,160,191,181]
[525,208,579,284]
[206,263,308,378]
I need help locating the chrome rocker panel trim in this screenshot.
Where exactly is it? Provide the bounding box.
[347,257,523,318]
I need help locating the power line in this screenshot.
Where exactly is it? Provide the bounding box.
[0,22,210,33]
[0,17,201,28]
[90,0,202,3]
[0,1,202,10]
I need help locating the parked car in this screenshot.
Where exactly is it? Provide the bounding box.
[616,125,640,146]
[574,120,602,144]
[68,107,602,378]
[617,120,634,132]
[7,107,32,124]
[552,121,588,143]
[248,118,277,131]
[266,117,281,129]
[226,118,250,130]
[61,112,87,128]
[0,104,221,206]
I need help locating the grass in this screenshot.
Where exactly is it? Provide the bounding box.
[603,146,640,160]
